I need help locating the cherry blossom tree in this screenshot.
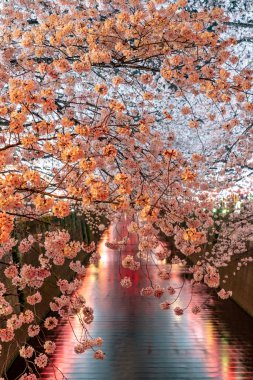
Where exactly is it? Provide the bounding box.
[0,0,252,378]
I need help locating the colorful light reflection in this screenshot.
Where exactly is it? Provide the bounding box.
[39,222,253,380]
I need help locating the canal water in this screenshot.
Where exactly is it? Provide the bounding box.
[11,222,253,379]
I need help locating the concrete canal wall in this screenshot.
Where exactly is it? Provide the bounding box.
[189,242,253,318]
[164,231,253,318]
[0,213,107,376]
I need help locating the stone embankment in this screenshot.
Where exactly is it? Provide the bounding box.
[0,213,106,376]
[165,230,253,317]
[189,242,253,317]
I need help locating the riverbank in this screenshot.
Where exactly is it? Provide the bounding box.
[0,213,108,377]
[162,230,253,318]
[189,243,253,317]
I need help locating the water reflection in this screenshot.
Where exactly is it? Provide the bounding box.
[10,222,253,379]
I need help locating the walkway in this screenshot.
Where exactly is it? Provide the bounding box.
[26,222,253,379]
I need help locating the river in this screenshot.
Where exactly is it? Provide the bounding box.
[9,221,253,379]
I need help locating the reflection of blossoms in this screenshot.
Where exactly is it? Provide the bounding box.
[192,306,201,315]
[158,270,171,280]
[154,285,165,299]
[105,241,118,249]
[94,337,103,346]
[122,255,140,271]
[160,301,170,310]
[74,343,85,354]
[140,287,154,296]
[82,306,94,324]
[155,249,171,261]
[74,337,104,354]
[174,307,184,316]
[94,350,105,360]
[168,287,176,295]
[122,255,134,269]
[120,276,132,288]
[127,222,138,233]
